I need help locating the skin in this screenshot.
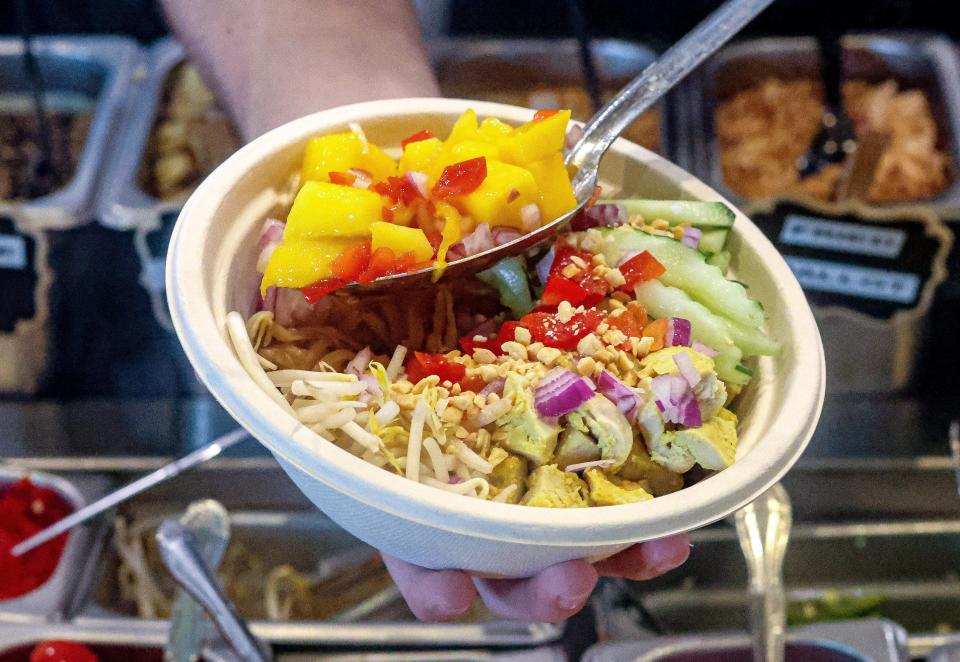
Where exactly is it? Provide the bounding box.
[160,0,692,622]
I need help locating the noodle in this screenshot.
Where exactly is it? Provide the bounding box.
[421,437,448,483]
[405,399,428,482]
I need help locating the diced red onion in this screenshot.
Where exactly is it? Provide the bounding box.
[256,242,279,274]
[535,248,555,285]
[597,370,641,422]
[665,318,692,347]
[651,374,702,427]
[692,341,719,357]
[348,168,372,189]
[682,226,703,249]
[492,226,523,245]
[673,351,702,388]
[346,346,373,376]
[565,123,584,150]
[520,204,542,232]
[448,475,463,485]
[445,243,467,261]
[274,287,317,326]
[458,223,495,257]
[534,368,595,418]
[258,285,278,313]
[256,218,284,251]
[358,373,381,403]
[479,377,505,398]
[405,170,429,198]
[570,203,627,231]
[565,458,617,473]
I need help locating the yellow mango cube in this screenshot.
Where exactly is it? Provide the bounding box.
[300,131,397,184]
[398,137,442,174]
[499,109,571,166]
[460,159,541,230]
[260,238,360,293]
[478,117,514,143]
[370,222,434,262]
[286,181,382,239]
[446,109,480,144]
[525,153,578,222]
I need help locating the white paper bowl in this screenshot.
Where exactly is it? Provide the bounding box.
[167,98,824,577]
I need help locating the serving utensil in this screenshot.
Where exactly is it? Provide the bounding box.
[157,520,272,662]
[732,483,792,662]
[10,428,250,557]
[347,0,775,295]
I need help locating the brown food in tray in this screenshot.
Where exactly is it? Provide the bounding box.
[716,77,952,202]
[140,63,241,200]
[0,110,90,200]
[439,82,661,152]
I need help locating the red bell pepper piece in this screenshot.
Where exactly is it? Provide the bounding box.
[541,275,588,307]
[520,308,605,350]
[619,250,666,291]
[328,171,357,186]
[533,109,560,122]
[302,278,348,303]
[401,129,436,149]
[432,157,487,199]
[406,351,466,384]
[330,241,371,281]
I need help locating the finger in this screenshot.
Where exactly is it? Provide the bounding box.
[473,558,598,622]
[381,554,477,622]
[594,534,691,580]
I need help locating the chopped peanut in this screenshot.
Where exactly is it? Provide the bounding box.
[576,333,603,357]
[602,329,628,346]
[473,348,497,364]
[561,263,582,279]
[604,268,626,288]
[570,255,588,270]
[556,301,575,323]
[514,326,532,345]
[576,356,597,377]
[536,346,562,367]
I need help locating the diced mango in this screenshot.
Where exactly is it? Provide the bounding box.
[370,222,433,262]
[286,181,383,239]
[478,117,514,143]
[499,109,571,166]
[434,201,462,278]
[260,238,360,293]
[398,137,442,174]
[446,109,480,144]
[460,159,541,230]
[300,131,397,184]
[525,153,578,222]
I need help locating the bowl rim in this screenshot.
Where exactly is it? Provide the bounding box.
[167,97,825,547]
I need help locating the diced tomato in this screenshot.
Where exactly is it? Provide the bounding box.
[541,275,588,307]
[401,129,436,149]
[330,241,371,281]
[459,335,497,356]
[355,246,395,283]
[642,317,669,352]
[302,278,348,303]
[373,176,421,207]
[432,157,487,199]
[458,374,487,393]
[579,272,611,306]
[533,109,560,122]
[606,302,649,350]
[520,308,605,351]
[382,206,395,222]
[550,244,594,278]
[406,351,466,384]
[495,321,522,348]
[546,244,610,305]
[328,171,357,186]
[619,250,666,291]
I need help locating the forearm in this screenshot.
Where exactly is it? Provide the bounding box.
[159,0,440,141]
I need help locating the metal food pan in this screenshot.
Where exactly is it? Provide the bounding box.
[78,508,562,648]
[682,33,960,217]
[0,36,141,394]
[429,37,675,161]
[0,467,110,621]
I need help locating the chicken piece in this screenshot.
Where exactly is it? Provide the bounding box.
[488,453,528,504]
[497,373,560,466]
[585,468,653,506]
[520,465,589,508]
[616,440,684,496]
[640,347,714,377]
[649,408,739,473]
[566,395,634,471]
[553,422,601,470]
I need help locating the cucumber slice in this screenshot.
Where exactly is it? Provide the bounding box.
[698,228,729,255]
[706,250,731,273]
[598,227,765,329]
[720,316,781,356]
[605,199,735,228]
[633,279,748,385]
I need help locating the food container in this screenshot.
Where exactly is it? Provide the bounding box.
[0,36,140,394]
[581,618,908,662]
[0,467,108,621]
[429,37,673,159]
[683,33,960,217]
[98,38,241,338]
[745,198,952,393]
[82,508,562,646]
[165,97,824,577]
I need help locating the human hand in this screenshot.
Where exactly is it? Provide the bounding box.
[382,534,690,622]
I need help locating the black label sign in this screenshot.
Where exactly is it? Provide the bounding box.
[751,202,942,319]
[0,216,37,332]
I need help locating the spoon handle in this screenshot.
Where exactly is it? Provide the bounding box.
[567,0,775,198]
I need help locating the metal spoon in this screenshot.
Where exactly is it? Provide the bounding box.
[347,0,775,295]
[732,483,792,662]
[156,520,272,662]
